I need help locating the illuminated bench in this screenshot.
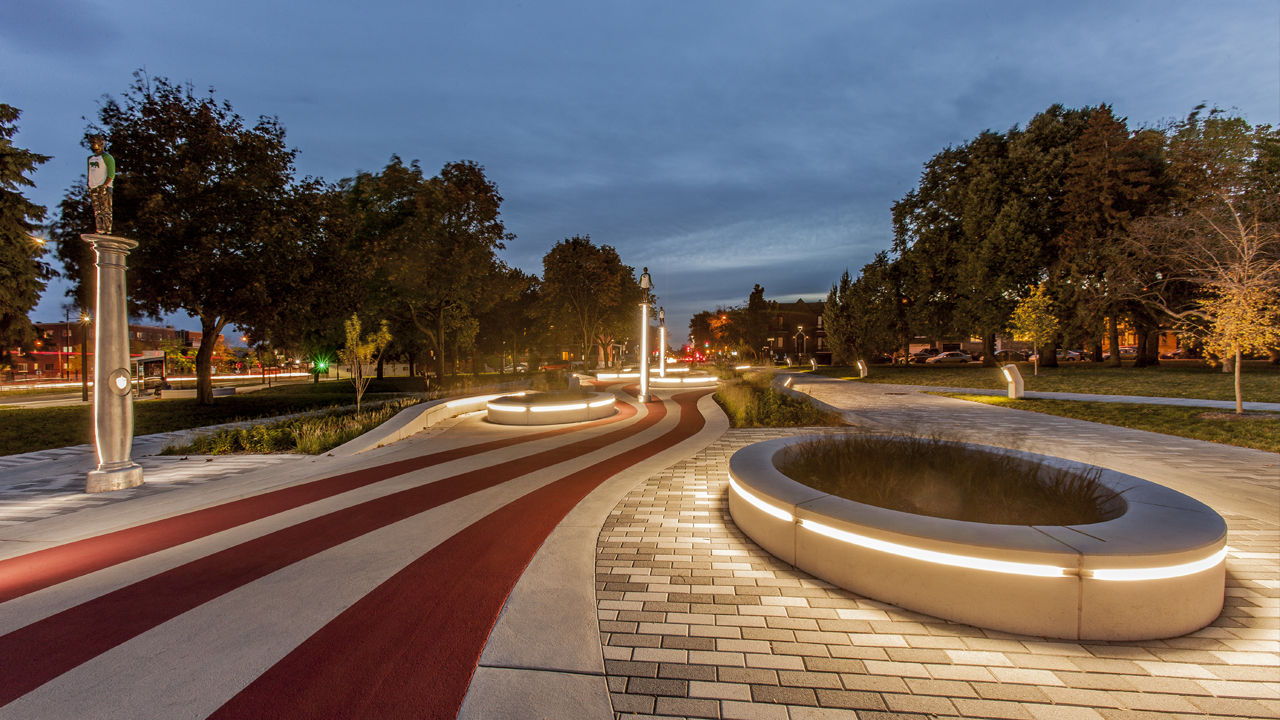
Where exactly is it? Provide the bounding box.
[649,372,719,390]
[727,435,1227,641]
[486,391,617,426]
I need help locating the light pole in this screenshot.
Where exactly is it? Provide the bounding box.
[639,267,651,400]
[658,307,666,378]
[796,326,807,359]
[80,311,91,402]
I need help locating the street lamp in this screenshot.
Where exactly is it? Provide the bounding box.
[658,307,666,378]
[795,326,807,358]
[639,267,651,399]
[79,312,92,402]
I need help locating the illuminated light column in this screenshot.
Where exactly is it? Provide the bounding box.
[658,307,666,378]
[82,233,144,493]
[639,267,651,400]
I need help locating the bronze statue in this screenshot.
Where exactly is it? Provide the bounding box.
[87,135,115,234]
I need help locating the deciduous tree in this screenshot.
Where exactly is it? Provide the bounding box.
[58,73,313,404]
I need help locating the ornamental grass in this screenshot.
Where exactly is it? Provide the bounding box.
[160,397,421,456]
[715,371,843,428]
[777,434,1125,526]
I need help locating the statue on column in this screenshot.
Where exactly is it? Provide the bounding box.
[87,135,115,234]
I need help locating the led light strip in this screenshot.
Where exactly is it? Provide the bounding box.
[736,365,751,370]
[730,476,1224,581]
[486,403,527,412]
[530,402,588,412]
[589,398,616,407]
[728,477,793,522]
[800,519,1068,577]
[1088,547,1227,581]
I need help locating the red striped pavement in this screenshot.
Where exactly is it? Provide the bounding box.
[0,387,713,719]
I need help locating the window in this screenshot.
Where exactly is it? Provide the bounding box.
[817,316,823,329]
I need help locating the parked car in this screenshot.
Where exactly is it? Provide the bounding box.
[908,348,941,364]
[868,353,896,364]
[1030,349,1082,362]
[1101,346,1139,360]
[925,351,972,364]
[992,350,1027,362]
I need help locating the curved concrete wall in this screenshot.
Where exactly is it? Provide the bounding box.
[727,435,1227,641]
[487,392,618,426]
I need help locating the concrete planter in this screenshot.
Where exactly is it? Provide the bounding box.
[728,435,1227,641]
[486,391,617,426]
[650,372,719,390]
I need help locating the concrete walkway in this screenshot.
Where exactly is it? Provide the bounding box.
[895,386,1280,413]
[0,376,1275,719]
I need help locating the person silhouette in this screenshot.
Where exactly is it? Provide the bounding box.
[87,135,115,234]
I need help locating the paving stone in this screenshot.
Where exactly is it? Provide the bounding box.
[750,684,818,706]
[594,408,1279,720]
[951,697,1035,719]
[653,696,719,717]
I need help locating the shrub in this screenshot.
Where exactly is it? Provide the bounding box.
[160,397,421,456]
[715,371,843,428]
[777,434,1124,525]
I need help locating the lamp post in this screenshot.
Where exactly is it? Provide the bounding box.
[639,267,651,399]
[79,311,91,402]
[795,326,807,359]
[658,307,666,378]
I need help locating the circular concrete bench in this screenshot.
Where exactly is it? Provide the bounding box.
[727,435,1227,641]
[486,391,617,426]
[649,372,719,390]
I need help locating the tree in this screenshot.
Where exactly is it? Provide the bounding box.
[338,314,392,412]
[540,235,642,368]
[892,105,1095,367]
[352,157,510,383]
[1008,285,1059,376]
[56,73,314,404]
[1056,106,1171,367]
[0,104,53,351]
[824,253,910,364]
[1124,107,1280,410]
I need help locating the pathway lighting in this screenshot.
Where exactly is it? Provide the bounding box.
[857,359,869,378]
[1001,363,1024,398]
[658,307,666,378]
[639,268,651,400]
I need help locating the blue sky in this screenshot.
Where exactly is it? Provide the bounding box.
[5,0,1278,341]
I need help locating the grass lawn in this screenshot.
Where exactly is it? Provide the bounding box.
[0,377,426,457]
[935,393,1280,454]
[808,360,1279,403]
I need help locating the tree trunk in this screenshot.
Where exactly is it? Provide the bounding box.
[194,316,227,405]
[1234,349,1243,414]
[1133,323,1161,368]
[1041,339,1059,368]
[981,333,997,367]
[376,355,384,380]
[435,312,447,385]
[1106,317,1121,367]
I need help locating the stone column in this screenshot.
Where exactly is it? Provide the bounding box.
[82,233,144,493]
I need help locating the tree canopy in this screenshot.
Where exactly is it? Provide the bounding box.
[0,104,52,352]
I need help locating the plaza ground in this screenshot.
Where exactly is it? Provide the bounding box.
[0,373,1274,719]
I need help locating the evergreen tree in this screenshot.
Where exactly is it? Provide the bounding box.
[0,104,52,351]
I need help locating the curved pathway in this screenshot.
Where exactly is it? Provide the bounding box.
[0,383,722,719]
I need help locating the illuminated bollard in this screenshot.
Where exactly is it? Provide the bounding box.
[1001,363,1025,399]
[857,359,869,378]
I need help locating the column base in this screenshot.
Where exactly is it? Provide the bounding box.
[86,462,144,493]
